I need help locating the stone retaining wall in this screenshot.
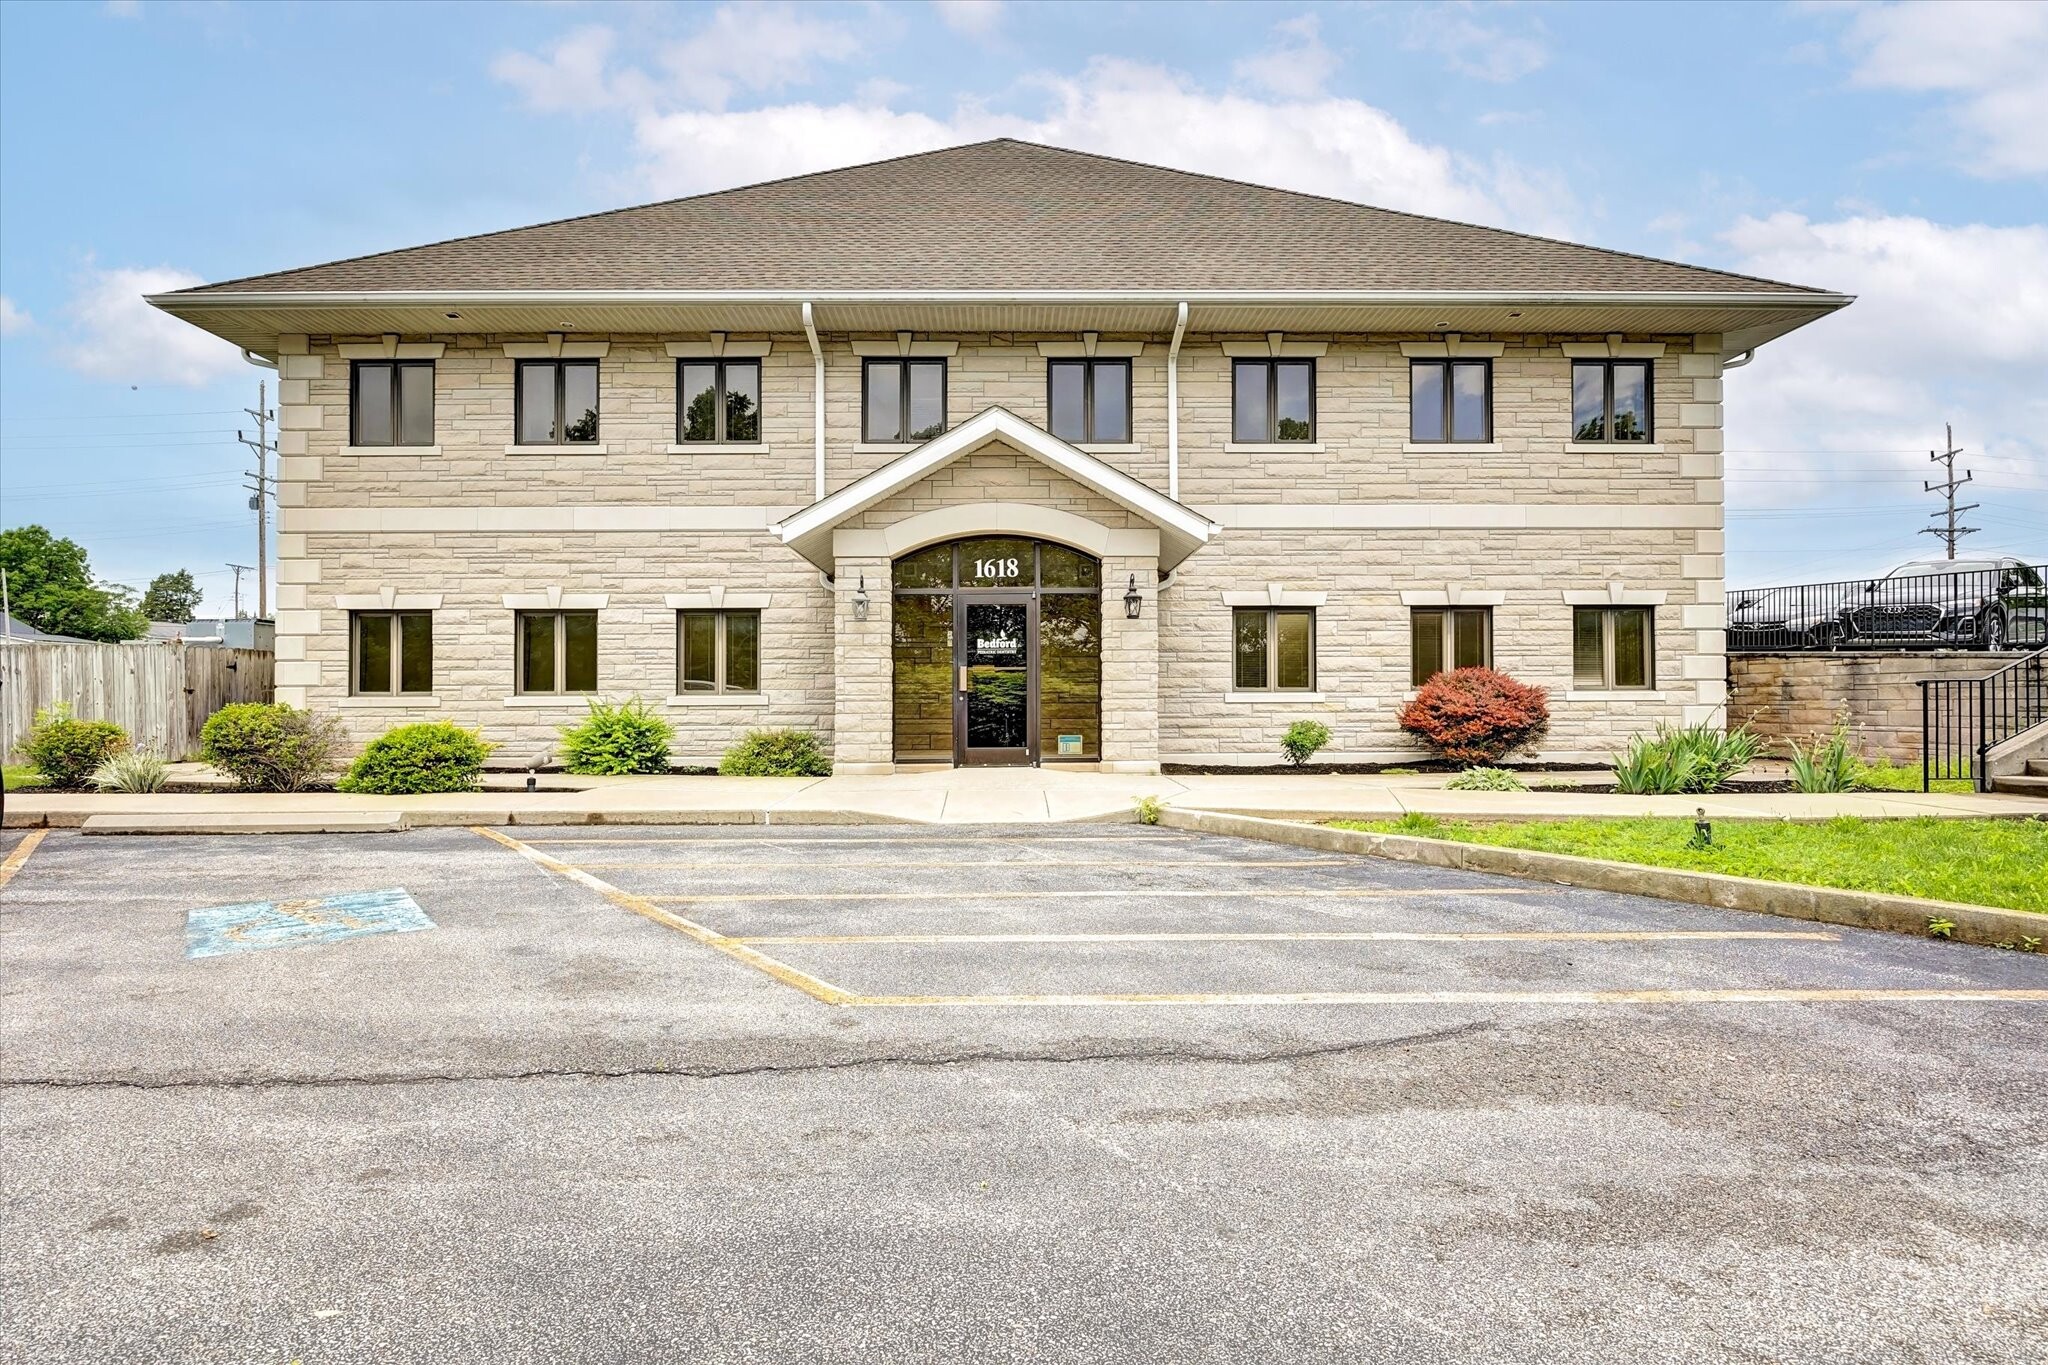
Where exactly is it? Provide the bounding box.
[1728,651,2006,761]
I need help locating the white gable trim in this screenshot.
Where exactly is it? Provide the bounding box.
[772,406,1216,571]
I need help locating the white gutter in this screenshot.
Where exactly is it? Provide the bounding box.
[1166,300,1188,502]
[1721,348,1757,369]
[802,301,824,498]
[241,348,277,370]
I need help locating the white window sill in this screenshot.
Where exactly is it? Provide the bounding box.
[340,445,441,457]
[502,694,599,707]
[1403,442,1501,455]
[341,695,441,708]
[1225,442,1325,455]
[1225,690,1325,704]
[1076,443,1142,455]
[664,692,771,707]
[667,442,769,455]
[1565,442,1664,454]
[504,444,608,456]
[853,442,921,455]
[1564,689,1668,702]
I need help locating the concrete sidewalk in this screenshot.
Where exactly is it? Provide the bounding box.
[6,765,2041,830]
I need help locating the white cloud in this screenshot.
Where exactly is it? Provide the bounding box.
[1836,0,2048,177]
[1719,213,2048,524]
[1234,14,1340,98]
[0,296,30,337]
[1401,3,1548,83]
[58,266,244,387]
[493,6,863,116]
[933,0,1003,39]
[626,58,1574,236]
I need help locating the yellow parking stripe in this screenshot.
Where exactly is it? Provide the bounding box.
[735,929,1842,945]
[0,830,48,890]
[470,827,853,1006]
[848,988,2048,1008]
[646,887,1563,903]
[566,858,1348,871]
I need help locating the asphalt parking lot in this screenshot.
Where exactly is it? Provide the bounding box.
[2,823,2044,1363]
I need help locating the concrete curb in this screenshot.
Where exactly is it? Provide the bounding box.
[1158,808,2047,951]
[80,812,405,836]
[47,807,929,834]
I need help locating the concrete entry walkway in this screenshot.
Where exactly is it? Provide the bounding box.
[9,763,2043,830]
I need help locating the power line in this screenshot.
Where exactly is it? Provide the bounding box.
[237,381,278,619]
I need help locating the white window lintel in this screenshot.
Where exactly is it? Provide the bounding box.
[335,591,445,612]
[1560,339,1667,359]
[1220,334,1328,358]
[1221,586,1327,608]
[1561,586,1668,606]
[502,589,610,611]
[337,339,446,361]
[664,590,772,611]
[849,335,959,358]
[667,337,773,359]
[1399,338,1506,359]
[502,336,611,359]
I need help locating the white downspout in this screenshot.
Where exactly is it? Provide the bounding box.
[1721,348,1756,369]
[803,301,825,499]
[241,348,278,370]
[1167,301,1188,502]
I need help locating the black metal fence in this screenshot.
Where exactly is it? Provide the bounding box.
[1728,561,2048,653]
[1919,648,2048,791]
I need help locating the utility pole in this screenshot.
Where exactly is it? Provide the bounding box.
[227,563,253,619]
[1920,422,1978,560]
[237,381,278,618]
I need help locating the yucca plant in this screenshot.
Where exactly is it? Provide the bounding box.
[87,749,171,793]
[1444,766,1527,792]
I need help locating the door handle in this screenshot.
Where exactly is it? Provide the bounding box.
[958,665,970,693]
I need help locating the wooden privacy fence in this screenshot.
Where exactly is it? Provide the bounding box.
[1,642,275,761]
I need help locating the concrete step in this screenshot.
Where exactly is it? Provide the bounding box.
[80,811,406,836]
[1988,775,2048,798]
[2027,759,2048,777]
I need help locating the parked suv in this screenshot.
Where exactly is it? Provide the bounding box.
[1729,557,2047,650]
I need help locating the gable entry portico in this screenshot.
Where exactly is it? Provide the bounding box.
[773,407,1218,774]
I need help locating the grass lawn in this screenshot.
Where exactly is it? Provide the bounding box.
[1328,814,2048,913]
[2,765,45,793]
[1849,757,1975,796]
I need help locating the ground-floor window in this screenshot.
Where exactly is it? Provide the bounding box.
[1232,607,1316,692]
[351,611,433,694]
[1410,607,1491,685]
[678,610,760,694]
[1572,606,1655,689]
[516,610,599,694]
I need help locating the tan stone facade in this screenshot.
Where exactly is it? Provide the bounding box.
[272,329,1728,770]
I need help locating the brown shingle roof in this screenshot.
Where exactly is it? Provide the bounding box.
[178,140,1827,297]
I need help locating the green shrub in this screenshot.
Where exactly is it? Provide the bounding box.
[1280,719,1333,766]
[20,703,129,789]
[1444,766,1527,792]
[719,728,832,776]
[87,749,170,793]
[559,699,673,775]
[1787,720,1859,793]
[339,722,496,794]
[199,703,346,791]
[1396,667,1550,765]
[1134,794,1163,825]
[1611,722,1762,795]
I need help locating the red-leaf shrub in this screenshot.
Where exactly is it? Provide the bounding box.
[1397,667,1550,765]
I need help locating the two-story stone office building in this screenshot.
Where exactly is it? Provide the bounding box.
[150,141,1848,773]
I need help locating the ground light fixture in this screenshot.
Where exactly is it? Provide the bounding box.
[853,574,870,621]
[1124,574,1143,619]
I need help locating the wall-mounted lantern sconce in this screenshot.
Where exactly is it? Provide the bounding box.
[853,573,870,621]
[1123,574,1143,620]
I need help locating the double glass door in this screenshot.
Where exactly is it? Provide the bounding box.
[957,595,1034,765]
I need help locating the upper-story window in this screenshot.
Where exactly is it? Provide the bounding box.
[1409,359,1491,444]
[1232,359,1315,443]
[516,359,600,445]
[863,358,946,444]
[1047,359,1131,444]
[1573,360,1653,443]
[351,360,435,447]
[678,360,761,444]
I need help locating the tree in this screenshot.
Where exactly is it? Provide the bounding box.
[140,569,203,623]
[0,524,148,642]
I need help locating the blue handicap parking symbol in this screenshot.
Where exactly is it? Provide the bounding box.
[186,889,435,959]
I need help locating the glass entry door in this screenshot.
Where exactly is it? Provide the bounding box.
[957,596,1035,765]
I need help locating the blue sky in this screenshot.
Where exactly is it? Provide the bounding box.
[1,0,2042,616]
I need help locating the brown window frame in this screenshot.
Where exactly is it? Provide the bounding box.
[514,609,600,695]
[677,609,762,695]
[860,357,949,444]
[1231,606,1318,692]
[349,610,434,695]
[514,359,601,446]
[1572,606,1656,689]
[1409,607,1493,686]
[1407,358,1493,444]
[1045,358,1133,444]
[1230,358,1317,443]
[1571,359,1655,444]
[675,358,763,445]
[349,359,436,448]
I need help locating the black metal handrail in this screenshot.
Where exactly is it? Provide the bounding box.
[1730,561,2047,653]
[1920,647,2048,791]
